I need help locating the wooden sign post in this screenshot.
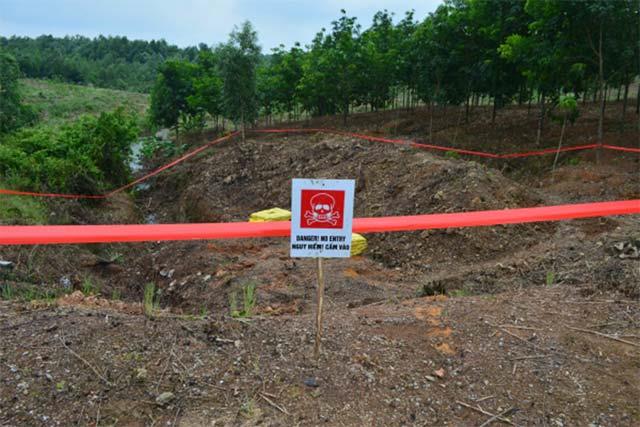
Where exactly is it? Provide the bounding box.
[290,179,355,359]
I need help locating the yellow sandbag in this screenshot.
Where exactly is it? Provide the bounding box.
[249,208,291,222]
[351,233,367,256]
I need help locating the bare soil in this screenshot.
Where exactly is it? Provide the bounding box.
[1,103,639,426]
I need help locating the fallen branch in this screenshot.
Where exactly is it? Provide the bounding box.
[260,393,290,415]
[456,401,514,425]
[499,324,543,331]
[499,328,544,352]
[565,325,640,348]
[511,354,552,361]
[479,407,516,427]
[59,337,112,386]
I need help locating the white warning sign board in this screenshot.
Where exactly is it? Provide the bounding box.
[290,179,355,258]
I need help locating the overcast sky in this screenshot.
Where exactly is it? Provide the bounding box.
[0,0,442,51]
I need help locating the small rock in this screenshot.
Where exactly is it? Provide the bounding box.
[304,378,319,388]
[425,375,436,382]
[135,368,147,381]
[0,260,14,270]
[155,391,175,406]
[434,368,446,378]
[159,269,175,278]
[59,276,71,288]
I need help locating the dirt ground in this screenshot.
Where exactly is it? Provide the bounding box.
[0,103,639,426]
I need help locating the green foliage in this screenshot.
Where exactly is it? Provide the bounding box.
[567,157,580,166]
[139,136,186,160]
[1,35,198,92]
[143,282,160,317]
[0,51,37,133]
[1,284,14,300]
[19,78,148,128]
[546,270,555,286]
[81,278,99,296]
[557,94,579,123]
[449,289,470,298]
[219,21,262,130]
[149,60,199,132]
[188,50,224,120]
[0,190,47,224]
[230,282,256,318]
[0,283,69,302]
[0,108,139,194]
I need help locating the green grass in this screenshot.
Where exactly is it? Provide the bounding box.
[143,282,160,318]
[0,190,47,225]
[19,78,149,128]
[230,282,257,318]
[0,283,69,302]
[546,271,555,286]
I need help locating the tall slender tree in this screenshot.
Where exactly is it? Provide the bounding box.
[218,21,261,142]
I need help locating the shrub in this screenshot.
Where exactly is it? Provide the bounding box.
[0,107,138,194]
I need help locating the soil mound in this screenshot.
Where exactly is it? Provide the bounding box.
[146,132,552,268]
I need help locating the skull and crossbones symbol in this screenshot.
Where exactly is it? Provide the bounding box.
[304,192,341,226]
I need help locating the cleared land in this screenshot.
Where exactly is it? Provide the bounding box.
[19,78,149,127]
[0,102,639,426]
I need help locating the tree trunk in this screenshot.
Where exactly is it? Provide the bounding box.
[428,100,434,143]
[551,116,567,183]
[241,111,245,143]
[491,96,498,125]
[342,103,348,126]
[453,104,464,145]
[535,91,545,146]
[596,20,605,164]
[465,95,470,124]
[622,82,629,121]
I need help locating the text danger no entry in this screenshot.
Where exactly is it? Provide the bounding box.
[290,179,355,258]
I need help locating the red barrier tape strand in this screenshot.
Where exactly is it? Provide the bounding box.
[0,132,239,200]
[499,144,600,159]
[0,188,106,199]
[105,131,239,196]
[1,200,638,245]
[602,144,640,153]
[0,128,637,199]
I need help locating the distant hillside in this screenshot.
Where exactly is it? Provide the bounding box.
[1,35,199,92]
[19,78,149,127]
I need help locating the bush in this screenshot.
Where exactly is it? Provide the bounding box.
[0,107,139,194]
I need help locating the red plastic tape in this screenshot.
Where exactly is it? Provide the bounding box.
[1,200,637,245]
[0,128,637,199]
[602,144,640,154]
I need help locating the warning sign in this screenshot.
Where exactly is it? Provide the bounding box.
[291,179,355,258]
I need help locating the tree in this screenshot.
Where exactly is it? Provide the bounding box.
[358,11,399,111]
[218,21,261,141]
[149,59,198,141]
[0,51,36,133]
[188,50,224,128]
[262,43,304,120]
